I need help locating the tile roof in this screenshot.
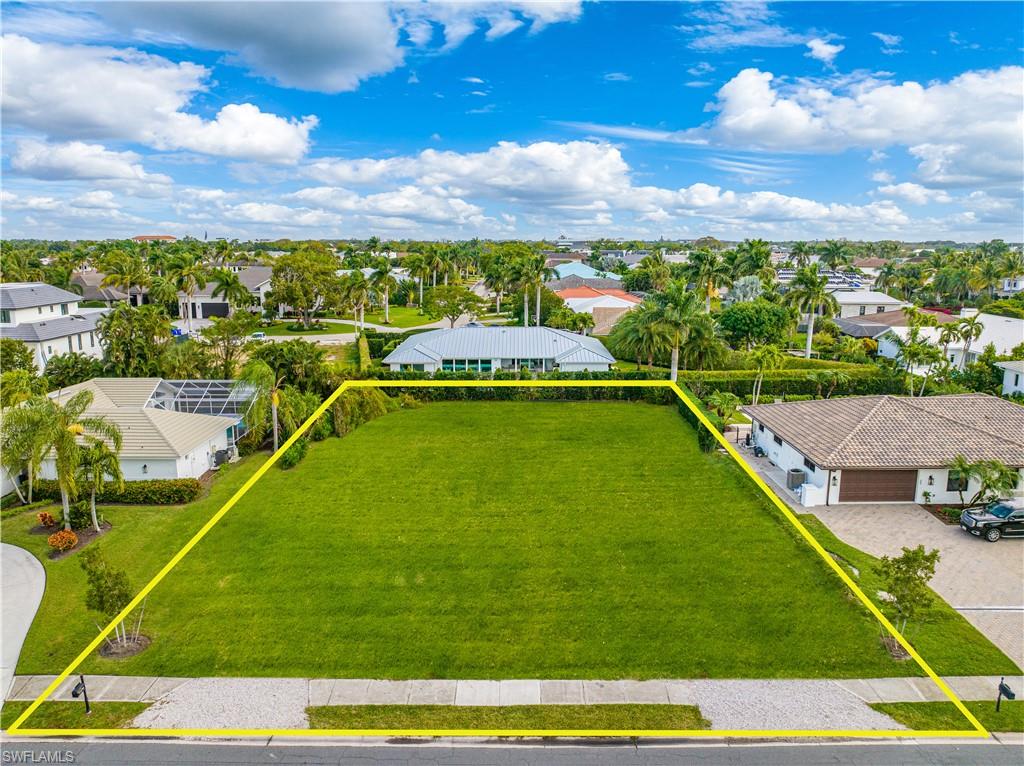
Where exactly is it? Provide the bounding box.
[383,325,614,366]
[0,282,83,309]
[555,286,641,303]
[742,394,1024,469]
[48,378,236,458]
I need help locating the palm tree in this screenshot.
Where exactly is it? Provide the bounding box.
[680,312,728,371]
[946,455,975,506]
[970,258,1004,300]
[894,326,941,395]
[937,324,961,365]
[782,267,839,359]
[874,261,900,292]
[166,252,208,336]
[370,259,400,323]
[734,239,773,280]
[749,344,785,405]
[638,253,671,291]
[707,391,742,431]
[609,300,671,369]
[78,438,124,533]
[426,246,445,287]
[655,281,701,382]
[3,391,122,530]
[210,268,253,314]
[234,359,287,453]
[790,242,814,270]
[1,396,48,504]
[100,252,150,304]
[483,262,512,315]
[957,315,985,369]
[403,254,431,307]
[343,271,373,330]
[1001,251,1024,281]
[684,249,732,312]
[819,240,852,271]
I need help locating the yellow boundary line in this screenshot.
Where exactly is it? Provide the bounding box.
[7,379,988,739]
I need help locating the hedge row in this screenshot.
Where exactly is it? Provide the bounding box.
[32,478,203,505]
[679,368,904,397]
[357,336,372,372]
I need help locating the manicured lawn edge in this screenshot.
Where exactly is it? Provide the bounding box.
[1,701,149,730]
[307,704,710,730]
[264,321,357,336]
[362,306,435,328]
[870,701,1023,733]
[798,515,1022,676]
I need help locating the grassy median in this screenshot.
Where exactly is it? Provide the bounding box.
[1,701,149,730]
[871,701,1023,732]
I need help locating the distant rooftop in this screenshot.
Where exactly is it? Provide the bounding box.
[0,282,83,310]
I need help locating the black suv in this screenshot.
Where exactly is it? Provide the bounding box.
[960,499,1024,542]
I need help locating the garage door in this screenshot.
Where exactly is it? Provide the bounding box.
[201,302,229,318]
[839,470,917,502]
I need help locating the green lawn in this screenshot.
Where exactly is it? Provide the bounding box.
[2,701,149,730]
[307,704,709,730]
[361,306,435,328]
[5,401,1017,681]
[263,321,357,336]
[871,701,1023,732]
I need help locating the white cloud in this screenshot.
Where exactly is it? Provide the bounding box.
[71,190,119,209]
[876,182,952,205]
[685,81,713,88]
[678,2,808,50]
[2,34,317,163]
[462,76,486,84]
[688,62,715,76]
[10,139,173,185]
[868,149,889,163]
[805,38,844,66]
[871,170,895,183]
[604,72,632,82]
[871,32,903,54]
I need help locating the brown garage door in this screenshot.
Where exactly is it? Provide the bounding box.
[839,470,917,502]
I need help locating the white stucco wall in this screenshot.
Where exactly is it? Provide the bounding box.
[559,362,611,372]
[1002,367,1024,396]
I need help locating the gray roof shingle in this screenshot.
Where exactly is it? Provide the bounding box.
[0,309,107,342]
[742,394,1024,469]
[383,326,614,366]
[0,282,83,309]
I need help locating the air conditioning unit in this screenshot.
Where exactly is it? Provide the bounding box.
[787,468,806,489]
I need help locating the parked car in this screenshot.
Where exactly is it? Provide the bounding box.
[250,331,267,341]
[960,498,1024,542]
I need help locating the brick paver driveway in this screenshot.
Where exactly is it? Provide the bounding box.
[810,503,1024,669]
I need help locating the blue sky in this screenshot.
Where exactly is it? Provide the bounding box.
[2,1,1022,241]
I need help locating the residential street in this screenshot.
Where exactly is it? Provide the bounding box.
[0,543,43,702]
[2,739,1023,766]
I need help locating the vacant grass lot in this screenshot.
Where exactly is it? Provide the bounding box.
[6,401,1016,681]
[263,320,357,336]
[307,704,709,730]
[361,306,435,328]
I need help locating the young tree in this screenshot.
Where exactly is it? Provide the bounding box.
[200,313,258,379]
[80,547,137,648]
[805,370,851,399]
[749,343,785,405]
[874,545,940,635]
[717,299,793,350]
[423,285,486,328]
[160,340,214,380]
[43,353,104,389]
[234,359,288,452]
[0,338,37,372]
[166,251,208,336]
[370,259,400,323]
[78,438,125,532]
[707,391,742,430]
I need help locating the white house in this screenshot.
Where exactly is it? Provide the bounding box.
[743,394,1024,508]
[382,324,614,374]
[878,312,1024,369]
[998,274,1024,296]
[38,378,250,483]
[178,265,274,321]
[997,360,1024,396]
[0,283,107,371]
[832,290,906,318]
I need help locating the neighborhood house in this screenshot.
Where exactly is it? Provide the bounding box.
[0,282,107,371]
[382,325,615,373]
[877,312,1024,369]
[743,394,1024,508]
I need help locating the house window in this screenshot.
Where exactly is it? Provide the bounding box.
[67,337,74,352]
[947,471,969,492]
[773,435,783,446]
[0,309,9,323]
[1015,373,1020,386]
[876,306,885,313]
[758,424,764,432]
[38,306,43,314]
[60,303,69,315]
[89,332,95,348]
[77,333,83,350]
[803,457,817,473]
[859,306,866,315]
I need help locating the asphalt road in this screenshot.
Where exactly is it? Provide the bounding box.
[2,740,1022,766]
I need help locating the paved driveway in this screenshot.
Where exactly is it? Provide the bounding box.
[1,543,44,704]
[811,503,1024,669]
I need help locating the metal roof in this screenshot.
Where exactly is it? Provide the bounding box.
[383,326,615,365]
[742,394,1024,469]
[0,309,107,342]
[0,282,83,309]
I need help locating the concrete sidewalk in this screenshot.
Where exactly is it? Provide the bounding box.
[11,674,1018,731]
[0,544,44,704]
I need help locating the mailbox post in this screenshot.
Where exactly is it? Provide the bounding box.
[996,677,1015,713]
[71,675,90,715]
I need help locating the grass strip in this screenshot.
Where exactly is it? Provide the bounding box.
[307,704,709,730]
[1,701,149,730]
[871,701,1023,732]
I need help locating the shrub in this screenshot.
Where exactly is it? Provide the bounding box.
[279,439,308,469]
[358,336,372,371]
[675,387,724,453]
[47,529,78,552]
[36,511,57,527]
[64,500,92,530]
[33,478,202,505]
